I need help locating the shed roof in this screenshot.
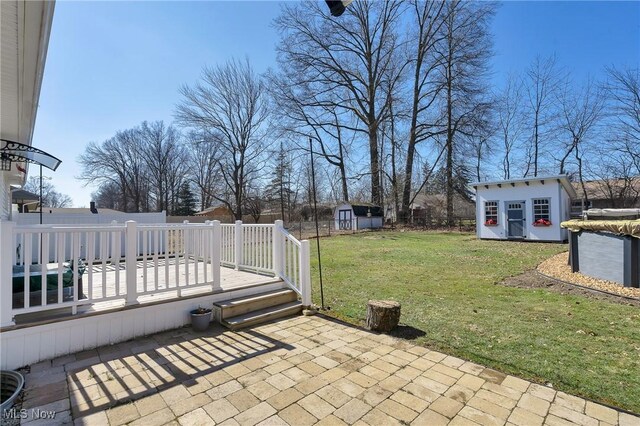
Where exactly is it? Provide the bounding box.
[348,203,383,217]
[471,174,577,199]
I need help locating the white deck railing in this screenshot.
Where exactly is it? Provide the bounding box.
[0,219,311,326]
[273,220,312,306]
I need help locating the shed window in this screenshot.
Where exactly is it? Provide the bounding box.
[484,201,498,225]
[533,199,550,220]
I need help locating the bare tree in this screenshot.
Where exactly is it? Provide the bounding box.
[185,131,221,211]
[436,0,495,225]
[23,177,73,209]
[557,78,606,204]
[78,130,145,212]
[139,121,185,212]
[467,103,495,182]
[524,55,563,177]
[91,182,121,210]
[175,59,270,220]
[400,0,447,222]
[274,0,403,206]
[604,66,640,175]
[495,74,525,179]
[268,75,352,202]
[587,149,640,208]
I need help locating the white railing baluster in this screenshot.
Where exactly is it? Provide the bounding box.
[235,220,242,270]
[112,229,119,296]
[273,220,283,277]
[72,232,80,314]
[300,240,311,306]
[23,233,31,309]
[57,233,64,303]
[183,221,190,287]
[164,229,170,289]
[203,222,209,284]
[125,221,138,305]
[212,220,221,291]
[101,231,107,298]
[175,229,181,296]
[154,229,159,291]
[1,221,15,326]
[142,228,148,293]
[194,228,199,284]
[41,233,48,307]
[87,231,95,301]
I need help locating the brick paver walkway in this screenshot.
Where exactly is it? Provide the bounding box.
[18,315,639,425]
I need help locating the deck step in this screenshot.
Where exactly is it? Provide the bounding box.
[221,301,303,330]
[212,288,298,321]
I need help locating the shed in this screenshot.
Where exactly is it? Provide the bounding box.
[472,175,577,242]
[334,202,383,231]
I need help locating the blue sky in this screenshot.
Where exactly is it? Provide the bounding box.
[32,1,640,207]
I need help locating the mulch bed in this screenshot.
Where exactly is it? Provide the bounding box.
[500,269,640,307]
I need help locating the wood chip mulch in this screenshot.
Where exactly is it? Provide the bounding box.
[537,252,640,300]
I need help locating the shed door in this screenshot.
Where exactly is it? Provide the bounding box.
[507,202,525,238]
[338,210,352,230]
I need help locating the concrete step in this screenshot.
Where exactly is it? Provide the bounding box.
[212,288,298,321]
[221,301,303,330]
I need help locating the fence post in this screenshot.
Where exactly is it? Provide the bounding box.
[1,221,16,326]
[212,220,221,291]
[300,239,312,307]
[125,220,138,305]
[234,220,243,270]
[273,220,283,278]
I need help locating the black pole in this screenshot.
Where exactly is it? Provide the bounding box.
[39,164,43,263]
[39,164,43,225]
[309,138,325,310]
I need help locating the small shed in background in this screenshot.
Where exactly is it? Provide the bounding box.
[472,174,577,242]
[334,202,383,231]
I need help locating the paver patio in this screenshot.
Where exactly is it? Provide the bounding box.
[17,315,639,425]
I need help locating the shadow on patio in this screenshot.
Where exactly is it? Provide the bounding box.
[22,323,294,420]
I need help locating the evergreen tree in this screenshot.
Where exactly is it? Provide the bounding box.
[264,143,294,221]
[175,182,197,216]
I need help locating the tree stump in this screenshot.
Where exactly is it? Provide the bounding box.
[365,300,401,332]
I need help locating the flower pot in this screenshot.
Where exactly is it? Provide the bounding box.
[190,309,212,331]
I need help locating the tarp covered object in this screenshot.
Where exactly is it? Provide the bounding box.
[561,219,640,239]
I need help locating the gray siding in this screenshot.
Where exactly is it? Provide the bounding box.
[577,232,625,284]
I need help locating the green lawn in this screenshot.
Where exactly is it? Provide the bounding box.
[310,231,640,413]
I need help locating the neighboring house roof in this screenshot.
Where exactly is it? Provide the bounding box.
[573,177,640,201]
[11,188,40,203]
[471,175,578,199]
[195,205,232,216]
[1,0,56,185]
[34,207,123,214]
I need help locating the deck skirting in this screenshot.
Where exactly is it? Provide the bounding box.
[0,281,286,370]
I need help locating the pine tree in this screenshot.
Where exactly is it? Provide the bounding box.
[265,143,294,221]
[175,182,197,216]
